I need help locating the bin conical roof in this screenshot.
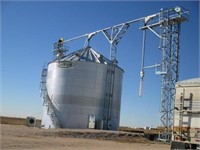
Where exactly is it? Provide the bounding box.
[60,46,111,64]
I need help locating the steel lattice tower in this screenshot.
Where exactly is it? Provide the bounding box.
[139,7,188,141]
[159,9,182,141]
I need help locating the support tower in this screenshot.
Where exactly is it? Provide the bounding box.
[140,6,189,141]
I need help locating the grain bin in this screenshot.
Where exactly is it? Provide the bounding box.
[41,46,123,130]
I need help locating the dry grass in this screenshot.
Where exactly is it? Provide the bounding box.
[0,116,41,127]
[1,124,170,150]
[119,126,160,134]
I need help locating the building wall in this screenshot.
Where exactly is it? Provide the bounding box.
[174,86,200,128]
[172,80,200,143]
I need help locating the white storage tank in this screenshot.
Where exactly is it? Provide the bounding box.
[41,46,123,130]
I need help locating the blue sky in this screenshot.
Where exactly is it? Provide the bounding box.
[1,1,199,128]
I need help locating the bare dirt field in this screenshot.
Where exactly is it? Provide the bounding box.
[1,124,170,150]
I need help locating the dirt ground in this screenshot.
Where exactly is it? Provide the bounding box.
[1,124,170,150]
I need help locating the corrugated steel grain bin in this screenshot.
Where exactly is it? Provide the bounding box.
[41,46,123,130]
